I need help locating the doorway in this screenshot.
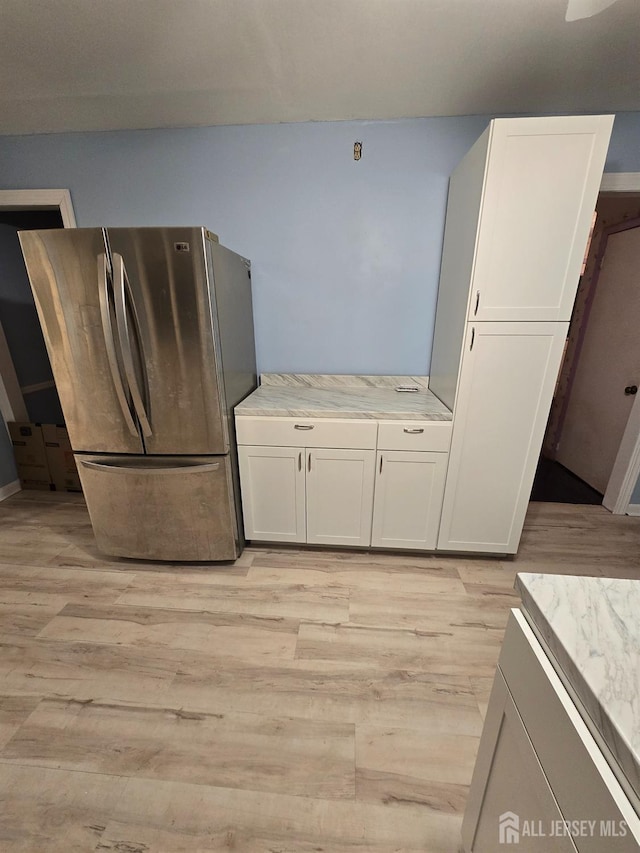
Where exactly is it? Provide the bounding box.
[0,189,75,498]
[0,208,65,424]
[532,188,640,510]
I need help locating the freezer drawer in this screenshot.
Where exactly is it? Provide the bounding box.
[76,454,239,561]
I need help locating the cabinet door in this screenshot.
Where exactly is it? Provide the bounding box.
[237,446,305,542]
[438,322,567,554]
[470,115,612,322]
[306,448,375,547]
[462,669,577,853]
[371,451,447,550]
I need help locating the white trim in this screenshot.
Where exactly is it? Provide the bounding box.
[0,189,76,227]
[0,479,21,502]
[0,321,28,423]
[603,385,640,515]
[626,504,640,517]
[20,379,56,396]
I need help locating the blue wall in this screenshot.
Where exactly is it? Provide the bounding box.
[1,113,640,374]
[0,114,489,374]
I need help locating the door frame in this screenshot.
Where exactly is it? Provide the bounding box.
[0,189,76,424]
[596,173,640,514]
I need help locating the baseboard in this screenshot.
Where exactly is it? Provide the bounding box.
[626,504,640,517]
[0,479,20,502]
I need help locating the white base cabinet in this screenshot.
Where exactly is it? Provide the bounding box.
[237,445,306,543]
[238,442,376,547]
[465,669,578,852]
[463,611,640,852]
[236,416,452,551]
[306,448,375,547]
[371,450,447,550]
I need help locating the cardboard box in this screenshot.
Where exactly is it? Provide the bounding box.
[41,424,82,492]
[8,422,53,490]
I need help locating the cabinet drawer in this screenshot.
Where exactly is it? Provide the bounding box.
[500,611,640,852]
[235,416,378,450]
[377,420,452,452]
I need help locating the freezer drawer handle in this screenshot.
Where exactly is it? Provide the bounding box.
[97,253,138,437]
[294,424,314,430]
[79,460,221,475]
[112,253,153,439]
[403,427,424,434]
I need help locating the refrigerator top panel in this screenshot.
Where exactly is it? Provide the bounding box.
[18,228,144,454]
[106,227,227,455]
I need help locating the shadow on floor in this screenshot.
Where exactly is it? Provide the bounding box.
[531,456,603,505]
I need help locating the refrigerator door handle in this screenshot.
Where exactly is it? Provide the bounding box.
[79,459,221,475]
[96,253,139,437]
[112,253,153,438]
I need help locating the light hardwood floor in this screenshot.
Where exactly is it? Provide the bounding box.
[0,491,638,852]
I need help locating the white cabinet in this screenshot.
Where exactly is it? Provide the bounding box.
[371,451,447,550]
[238,445,306,543]
[235,416,377,450]
[470,116,613,323]
[306,448,376,547]
[237,425,377,547]
[430,115,613,412]
[236,415,450,550]
[463,610,640,853]
[429,115,613,556]
[438,322,567,554]
[463,669,577,853]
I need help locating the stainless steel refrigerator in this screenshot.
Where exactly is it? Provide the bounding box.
[19,227,257,561]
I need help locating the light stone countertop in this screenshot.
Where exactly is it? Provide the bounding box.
[516,572,640,805]
[235,374,452,421]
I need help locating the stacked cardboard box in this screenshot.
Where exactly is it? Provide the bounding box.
[8,422,52,490]
[8,422,82,492]
[41,424,82,492]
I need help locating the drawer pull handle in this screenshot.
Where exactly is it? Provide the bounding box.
[294,424,314,430]
[403,427,424,434]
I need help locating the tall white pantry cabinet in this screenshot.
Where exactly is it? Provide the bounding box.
[430,115,614,554]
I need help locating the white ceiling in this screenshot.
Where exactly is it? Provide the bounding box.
[1,0,639,135]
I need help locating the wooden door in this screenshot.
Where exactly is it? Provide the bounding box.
[438,322,567,554]
[371,450,447,550]
[556,225,640,494]
[237,445,306,542]
[470,115,612,322]
[306,448,375,547]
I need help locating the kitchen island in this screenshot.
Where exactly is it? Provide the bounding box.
[462,573,640,852]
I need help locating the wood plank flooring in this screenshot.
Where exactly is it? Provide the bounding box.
[0,491,638,852]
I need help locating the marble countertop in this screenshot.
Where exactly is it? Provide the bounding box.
[516,572,640,805]
[235,374,452,421]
